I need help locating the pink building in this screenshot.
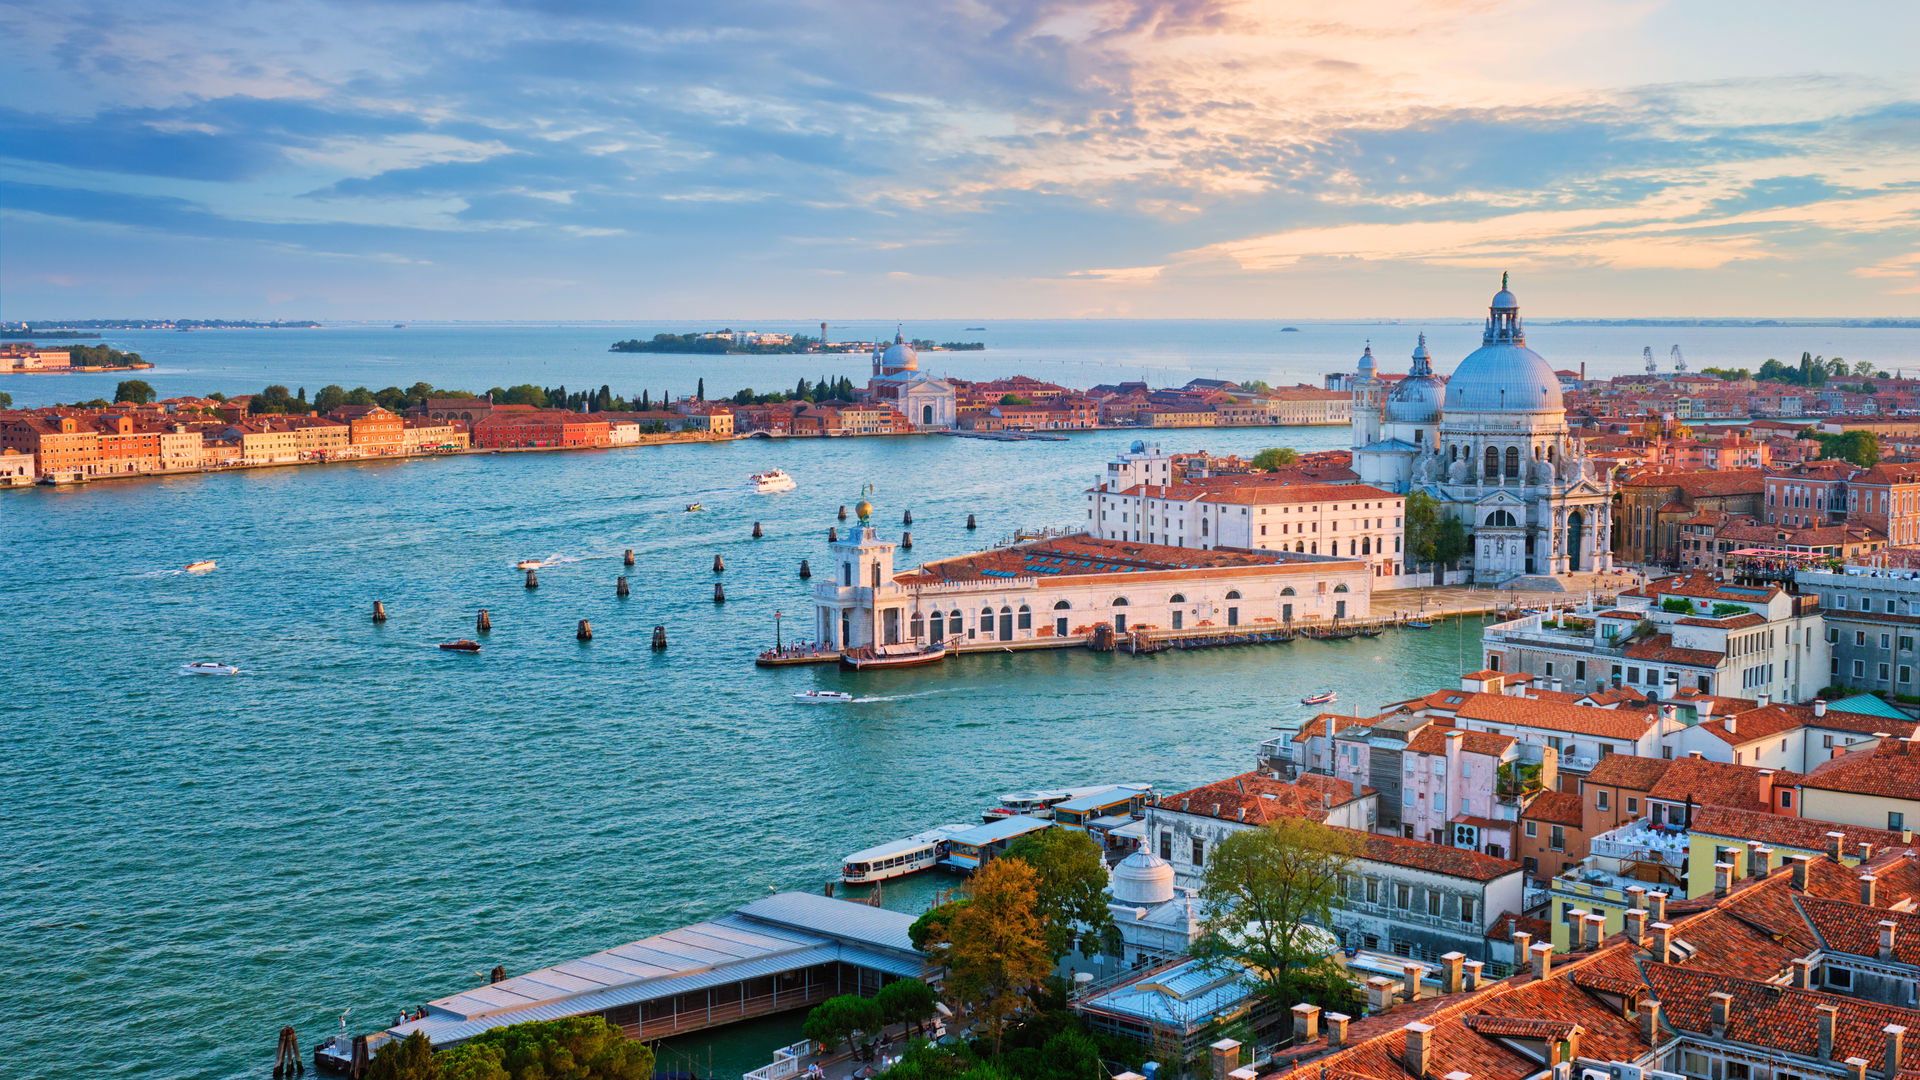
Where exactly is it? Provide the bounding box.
[1328,712,1523,858]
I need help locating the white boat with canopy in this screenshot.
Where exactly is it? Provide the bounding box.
[840,823,973,884]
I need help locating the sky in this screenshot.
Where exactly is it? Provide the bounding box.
[6,0,1920,321]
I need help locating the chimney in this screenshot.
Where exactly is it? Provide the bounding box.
[1715,862,1734,897]
[1325,1012,1351,1049]
[1639,997,1662,1045]
[1404,962,1425,1002]
[1758,692,1772,708]
[1710,991,1734,1038]
[1793,854,1811,890]
[1698,697,1716,721]
[1367,976,1396,1012]
[1650,892,1668,923]
[1757,770,1775,807]
[1860,842,1876,863]
[1404,1023,1434,1079]
[1585,913,1607,950]
[1531,941,1553,980]
[1815,698,1828,717]
[1820,1003,1840,1061]
[1352,774,1363,798]
[1626,884,1647,910]
[1879,919,1897,961]
[1884,1025,1907,1080]
[1238,807,1247,822]
[1626,908,1648,945]
[1210,1038,1241,1080]
[1829,831,1848,862]
[1847,1060,1869,1080]
[1293,1003,1322,1044]
[1862,874,1878,907]
[1441,951,1465,995]
[1655,922,1676,964]
[1512,930,1533,964]
[1755,846,1775,877]
[1463,960,1485,991]
[1792,957,1814,989]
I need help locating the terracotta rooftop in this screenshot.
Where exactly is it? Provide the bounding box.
[1156,771,1371,825]
[1520,789,1583,826]
[1646,962,1920,1073]
[1800,896,1920,965]
[1621,633,1726,668]
[1629,572,1784,603]
[1688,804,1909,854]
[1802,737,1920,800]
[1353,831,1522,882]
[1404,727,1516,758]
[897,533,1332,586]
[1582,754,1674,791]
[1453,693,1657,741]
[1645,756,1798,814]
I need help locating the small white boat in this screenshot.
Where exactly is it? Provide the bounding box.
[515,559,543,570]
[982,782,1152,822]
[180,661,238,675]
[184,560,216,573]
[750,469,797,493]
[793,690,854,704]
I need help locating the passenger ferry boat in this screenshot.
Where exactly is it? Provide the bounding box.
[982,782,1151,822]
[841,823,974,884]
[750,469,797,493]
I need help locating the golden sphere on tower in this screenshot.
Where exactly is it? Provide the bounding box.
[855,499,874,523]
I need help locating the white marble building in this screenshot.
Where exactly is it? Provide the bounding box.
[1350,279,1614,583]
[866,329,956,430]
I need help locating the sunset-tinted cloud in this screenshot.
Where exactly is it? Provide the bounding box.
[4,0,1919,317]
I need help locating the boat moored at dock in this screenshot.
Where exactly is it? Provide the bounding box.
[983,782,1150,822]
[840,823,973,883]
[838,642,947,671]
[942,815,1056,871]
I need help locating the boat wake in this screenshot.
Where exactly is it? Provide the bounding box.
[848,688,957,704]
[136,569,190,578]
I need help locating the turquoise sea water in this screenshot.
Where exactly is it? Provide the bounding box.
[8,319,1920,1080]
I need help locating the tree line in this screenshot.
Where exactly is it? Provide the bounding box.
[1699,352,1890,389]
[610,331,820,354]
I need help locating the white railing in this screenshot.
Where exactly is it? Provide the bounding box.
[1588,837,1687,865]
[744,1041,814,1080]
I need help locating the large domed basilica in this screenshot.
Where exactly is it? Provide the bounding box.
[1351,278,1612,582]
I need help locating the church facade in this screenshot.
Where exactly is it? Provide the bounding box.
[1350,280,1613,583]
[866,329,956,430]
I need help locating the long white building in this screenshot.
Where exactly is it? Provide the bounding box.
[813,506,1375,652]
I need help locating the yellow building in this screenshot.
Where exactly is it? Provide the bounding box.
[1797,738,1920,832]
[1683,804,1905,897]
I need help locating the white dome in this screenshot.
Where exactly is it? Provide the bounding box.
[1357,343,1377,381]
[880,328,917,372]
[1386,332,1446,424]
[1110,847,1176,905]
[1445,280,1562,414]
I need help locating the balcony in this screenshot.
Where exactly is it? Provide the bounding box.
[1587,821,1690,868]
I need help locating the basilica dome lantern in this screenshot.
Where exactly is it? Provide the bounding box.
[1386,332,1446,425]
[1444,274,1563,415]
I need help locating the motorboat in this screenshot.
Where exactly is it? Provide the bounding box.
[184,560,216,572]
[983,782,1151,822]
[793,690,854,704]
[439,640,482,652]
[180,661,238,675]
[750,469,798,494]
[1406,620,1433,629]
[685,502,703,512]
[515,559,543,570]
[1301,690,1337,706]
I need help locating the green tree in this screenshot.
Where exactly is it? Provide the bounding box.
[114,379,156,404]
[1195,818,1360,1008]
[345,386,378,407]
[1250,447,1299,471]
[0,391,11,408]
[1403,490,1468,579]
[933,857,1052,1056]
[998,394,1032,406]
[1817,429,1881,467]
[1241,379,1273,393]
[875,978,939,1039]
[1003,828,1119,959]
[367,1031,438,1080]
[910,899,970,951]
[436,1016,652,1080]
[802,993,882,1057]
[696,377,705,401]
[251,385,296,414]
[314,385,349,413]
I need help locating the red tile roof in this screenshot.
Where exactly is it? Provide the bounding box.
[1582,754,1674,791]
[1520,789,1583,826]
[1157,771,1370,825]
[1621,634,1726,668]
[1454,694,1657,741]
[1404,727,1517,758]
[1689,804,1909,854]
[1800,896,1920,965]
[1354,831,1522,882]
[1645,962,1920,1071]
[1802,738,1920,800]
[1646,757,1799,814]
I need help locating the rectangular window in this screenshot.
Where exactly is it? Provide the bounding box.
[1826,967,1854,990]
[1626,797,1639,814]
[1366,878,1379,904]
[1396,883,1411,909]
[1893,812,1907,831]
[1880,663,1891,680]
[1597,790,1610,811]
[1525,820,1538,837]
[1191,837,1205,867]
[1426,890,1441,917]
[1855,660,1865,677]
[1159,830,1172,861]
[1550,825,1565,851]
[1883,633,1893,649]
[1460,897,1476,924]
[1545,661,1555,678]
[1575,660,1587,681]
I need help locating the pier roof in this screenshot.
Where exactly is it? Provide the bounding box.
[391,893,922,1048]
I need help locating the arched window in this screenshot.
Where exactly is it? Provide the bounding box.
[1504,446,1520,478]
[1280,586,1296,596]
[1225,590,1241,600]
[1485,509,1518,528]
[872,563,881,588]
[1201,518,1209,536]
[1053,600,1071,610]
[910,613,924,639]
[1334,583,1350,593]
[1484,446,1499,479]
[1449,444,1458,461]
[1547,444,1556,463]
[1112,597,1129,607]
[1169,593,1186,604]
[1295,541,1305,552]
[1017,605,1031,630]
[1362,537,1371,555]
[948,609,963,636]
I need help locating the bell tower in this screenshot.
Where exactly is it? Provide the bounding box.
[816,496,903,650]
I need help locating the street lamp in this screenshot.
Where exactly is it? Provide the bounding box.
[775,610,783,651]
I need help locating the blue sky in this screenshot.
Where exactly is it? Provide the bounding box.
[5,0,1920,320]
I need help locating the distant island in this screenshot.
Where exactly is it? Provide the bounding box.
[5,319,321,331]
[612,330,984,354]
[1542,318,1920,328]
[1,329,101,339]
[1281,326,1300,332]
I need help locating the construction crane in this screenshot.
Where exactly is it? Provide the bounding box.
[1670,344,1686,373]
[1643,346,1657,375]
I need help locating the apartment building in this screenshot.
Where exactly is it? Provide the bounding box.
[1086,479,1407,580]
[1766,460,1858,527]
[1328,712,1522,848]
[1141,772,1376,889]
[1618,470,1764,565]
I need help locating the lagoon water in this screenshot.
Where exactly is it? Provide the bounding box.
[6,318,1919,1080]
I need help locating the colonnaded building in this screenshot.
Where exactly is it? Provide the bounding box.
[1349,277,1614,584]
[865,328,956,431]
[812,503,1373,653]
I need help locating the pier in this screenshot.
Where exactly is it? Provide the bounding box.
[331,893,927,1068]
